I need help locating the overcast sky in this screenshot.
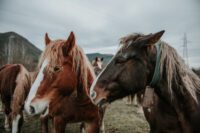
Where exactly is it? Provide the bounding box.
[0,0,200,67]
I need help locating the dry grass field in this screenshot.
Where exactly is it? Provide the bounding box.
[0,100,149,133]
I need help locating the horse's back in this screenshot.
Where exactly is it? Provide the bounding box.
[0,64,21,103]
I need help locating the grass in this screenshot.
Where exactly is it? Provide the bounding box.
[0,99,149,133]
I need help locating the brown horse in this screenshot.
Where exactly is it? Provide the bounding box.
[0,64,31,133]
[90,30,200,133]
[25,32,104,133]
[92,57,104,75]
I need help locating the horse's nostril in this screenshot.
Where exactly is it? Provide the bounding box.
[30,105,35,114]
[90,91,97,99]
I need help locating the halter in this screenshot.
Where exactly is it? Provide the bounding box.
[149,41,162,87]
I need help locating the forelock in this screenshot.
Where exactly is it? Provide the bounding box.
[120,33,144,45]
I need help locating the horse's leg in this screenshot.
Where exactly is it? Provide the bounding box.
[85,120,100,133]
[17,112,24,133]
[80,122,86,133]
[126,95,130,105]
[99,120,105,133]
[11,113,22,133]
[4,114,10,131]
[4,106,11,131]
[53,116,66,133]
[99,108,105,133]
[81,122,103,133]
[40,116,49,133]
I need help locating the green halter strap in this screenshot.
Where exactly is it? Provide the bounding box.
[149,41,162,87]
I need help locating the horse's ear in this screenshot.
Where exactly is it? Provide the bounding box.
[101,57,104,61]
[141,30,165,46]
[63,31,76,56]
[95,57,98,61]
[45,33,51,46]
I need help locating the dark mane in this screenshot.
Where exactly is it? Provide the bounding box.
[120,33,144,47]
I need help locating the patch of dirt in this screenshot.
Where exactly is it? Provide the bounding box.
[0,100,149,133]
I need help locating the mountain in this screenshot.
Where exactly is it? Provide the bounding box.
[0,32,42,71]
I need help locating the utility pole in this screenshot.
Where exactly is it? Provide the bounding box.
[182,33,189,66]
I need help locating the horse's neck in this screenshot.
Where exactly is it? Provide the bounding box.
[156,80,198,110]
[76,83,87,98]
[75,66,94,103]
[156,79,200,131]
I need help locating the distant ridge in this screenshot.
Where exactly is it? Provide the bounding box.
[0,32,42,71]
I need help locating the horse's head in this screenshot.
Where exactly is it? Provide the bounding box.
[92,57,104,69]
[25,32,83,115]
[92,57,104,76]
[90,30,165,107]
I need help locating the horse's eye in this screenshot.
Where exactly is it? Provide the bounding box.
[54,66,60,72]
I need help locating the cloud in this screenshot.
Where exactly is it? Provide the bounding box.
[0,0,199,67]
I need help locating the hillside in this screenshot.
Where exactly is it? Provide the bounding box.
[0,32,42,71]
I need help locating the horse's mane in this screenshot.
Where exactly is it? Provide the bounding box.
[120,33,200,103]
[159,43,200,103]
[38,40,96,92]
[11,64,31,119]
[70,44,96,91]
[120,33,144,45]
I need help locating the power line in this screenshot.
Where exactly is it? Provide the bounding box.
[182,33,189,66]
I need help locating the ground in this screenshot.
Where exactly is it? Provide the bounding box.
[0,100,149,133]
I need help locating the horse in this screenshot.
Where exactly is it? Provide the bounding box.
[0,64,31,133]
[25,32,105,133]
[90,30,200,133]
[92,57,104,75]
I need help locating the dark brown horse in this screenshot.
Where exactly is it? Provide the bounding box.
[90,30,200,133]
[0,64,31,133]
[25,32,104,133]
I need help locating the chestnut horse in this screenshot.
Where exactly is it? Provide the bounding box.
[90,30,200,133]
[0,64,31,133]
[25,32,104,133]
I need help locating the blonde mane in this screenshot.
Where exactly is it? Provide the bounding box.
[159,42,200,103]
[70,44,96,91]
[38,40,96,92]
